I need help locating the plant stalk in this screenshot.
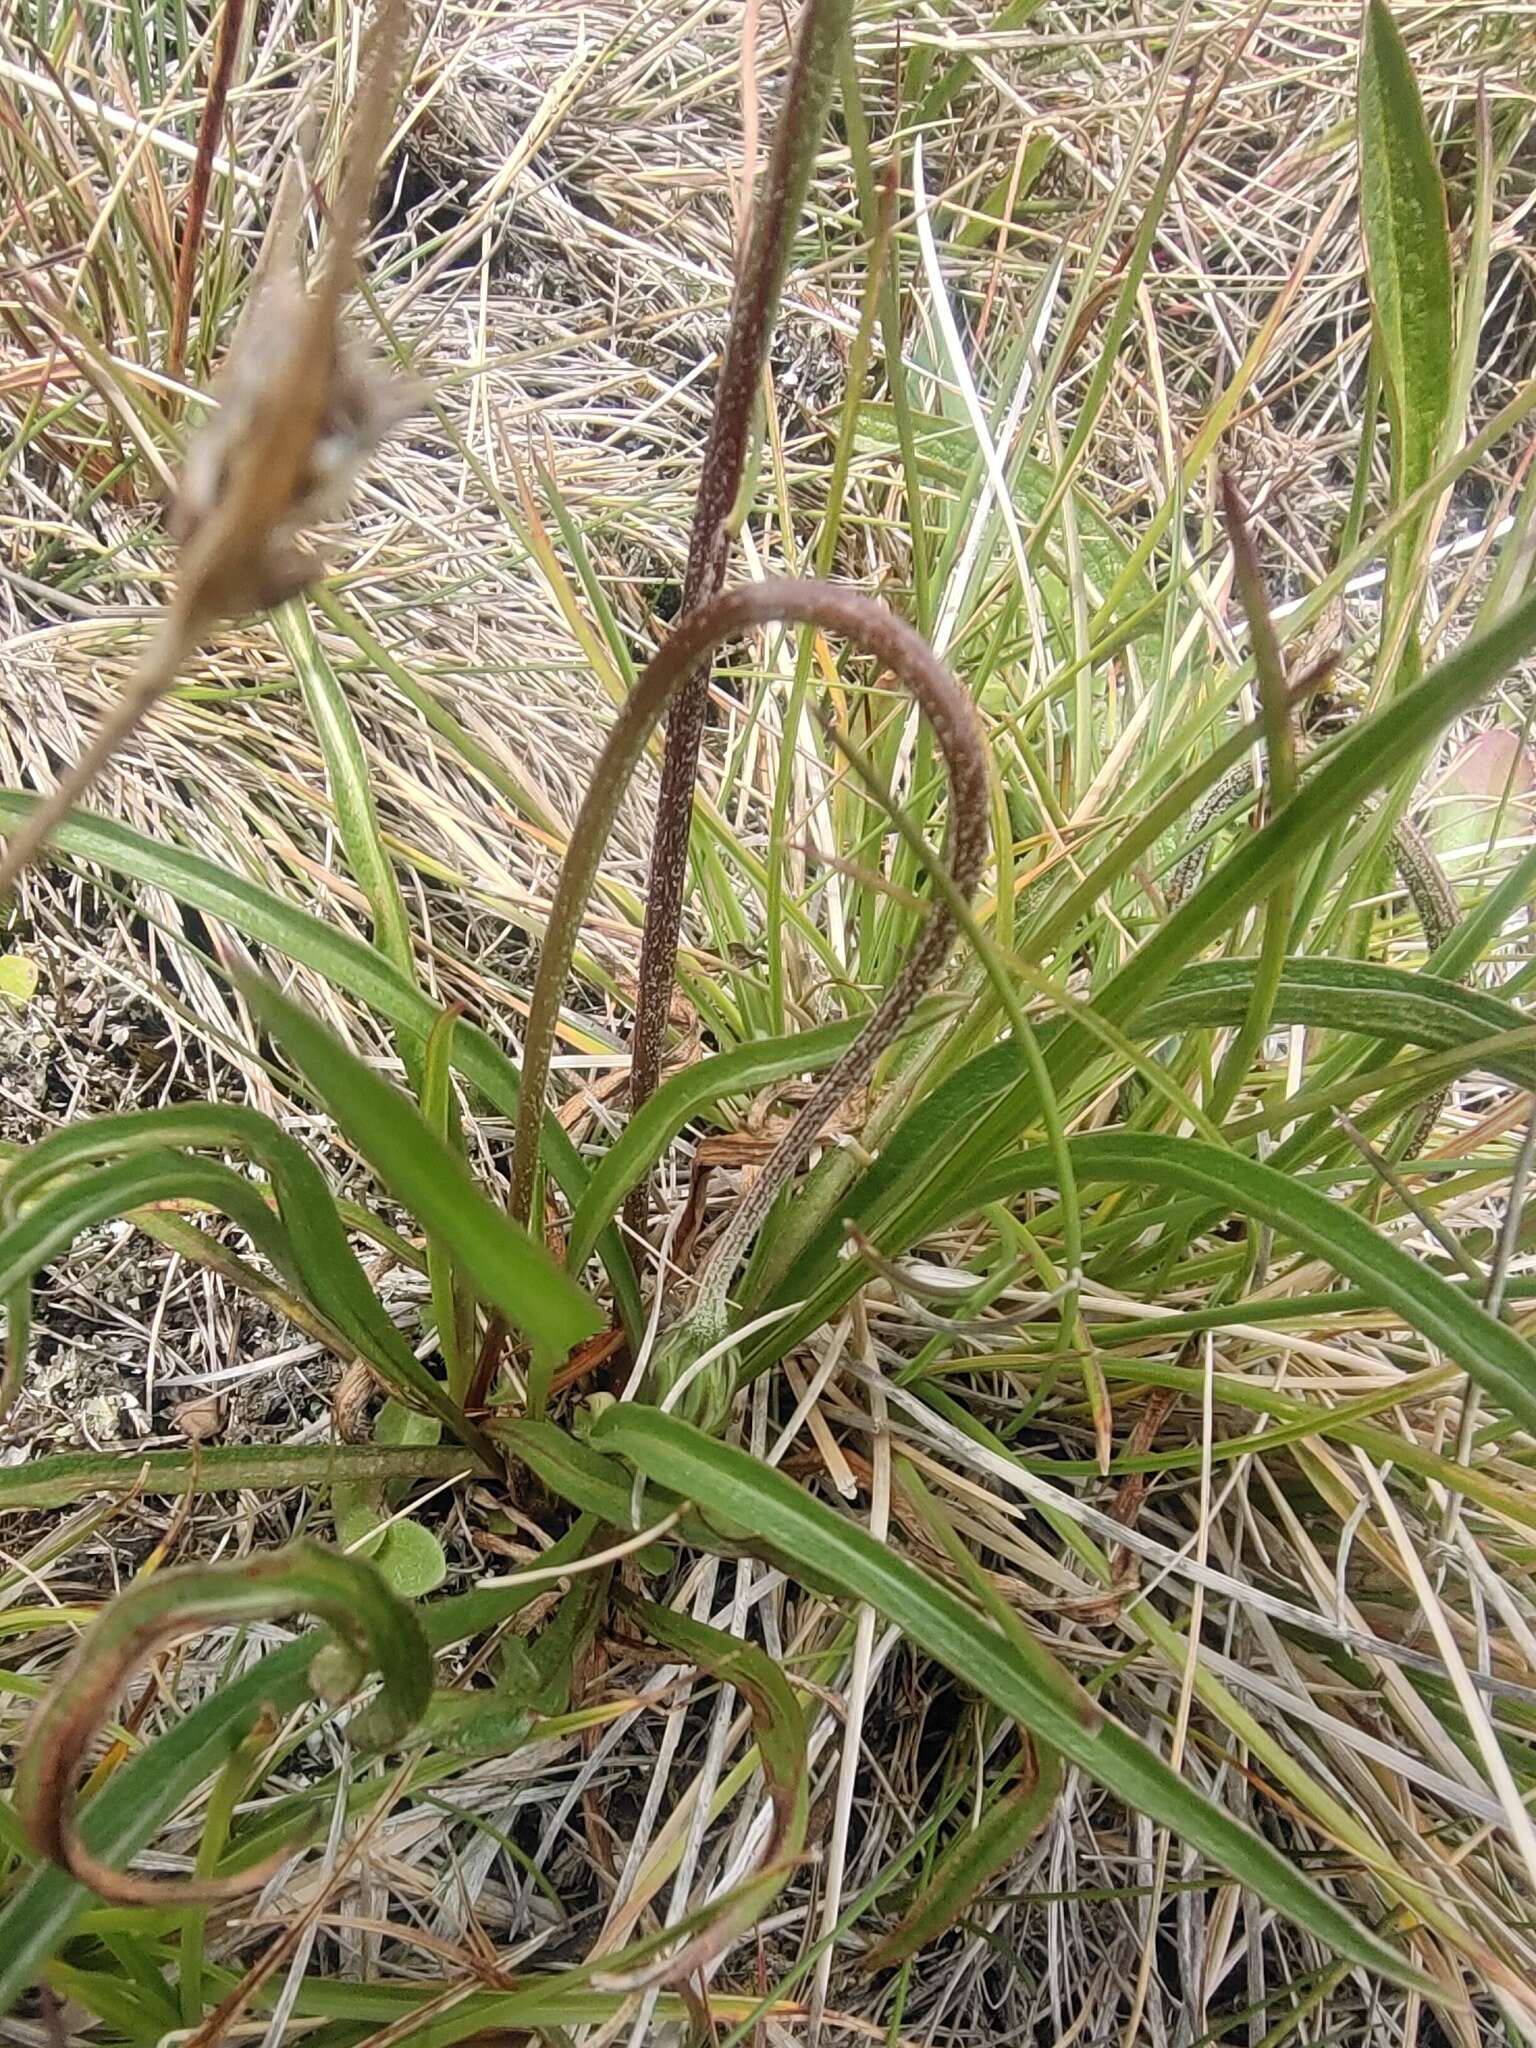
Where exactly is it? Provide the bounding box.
[624,0,853,1229]
[484,578,988,1411]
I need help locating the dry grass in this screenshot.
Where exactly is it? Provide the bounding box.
[5,2,1536,2043]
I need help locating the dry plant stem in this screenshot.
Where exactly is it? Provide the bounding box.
[501,577,987,1335]
[0,612,194,901]
[0,0,410,905]
[167,0,249,381]
[626,0,853,1209]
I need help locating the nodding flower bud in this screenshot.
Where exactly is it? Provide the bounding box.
[0,0,415,903]
[169,269,419,625]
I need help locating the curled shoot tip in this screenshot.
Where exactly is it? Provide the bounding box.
[17,1539,431,1904]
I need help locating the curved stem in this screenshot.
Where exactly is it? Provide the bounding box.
[17,1540,429,1903]
[507,576,990,1309]
[626,0,854,1183]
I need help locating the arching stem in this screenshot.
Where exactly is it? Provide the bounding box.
[486,577,990,1409]
[626,0,854,1213]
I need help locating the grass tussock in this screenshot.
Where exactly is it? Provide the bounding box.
[3,2,1536,2044]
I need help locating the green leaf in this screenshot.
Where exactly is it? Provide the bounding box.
[957,1133,1536,1435]
[336,1503,388,1559]
[373,1520,448,1598]
[421,1006,477,1401]
[1359,0,1453,513]
[951,129,1054,246]
[593,1406,1431,1991]
[1065,579,1536,1041]
[0,1150,298,1298]
[864,1738,1061,1970]
[275,604,424,1085]
[0,954,38,1006]
[566,1013,866,1273]
[412,1686,537,1758]
[1139,957,1536,1090]
[376,1397,442,1450]
[1088,1352,1536,1533]
[755,583,1536,1351]
[238,971,600,1362]
[0,1150,299,1419]
[495,1417,723,1553]
[913,0,1046,122]
[0,794,641,1339]
[759,954,1536,1355]
[14,1542,431,1894]
[0,1441,472,1514]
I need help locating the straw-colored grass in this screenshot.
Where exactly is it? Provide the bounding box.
[5,3,1536,2042]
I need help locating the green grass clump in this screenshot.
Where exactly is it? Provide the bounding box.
[5,0,1536,2040]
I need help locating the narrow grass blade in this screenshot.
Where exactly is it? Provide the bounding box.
[421,1006,477,1403]
[312,588,562,840]
[274,605,426,1086]
[239,971,600,1362]
[1207,474,1298,1120]
[0,796,641,1337]
[593,1407,1431,1991]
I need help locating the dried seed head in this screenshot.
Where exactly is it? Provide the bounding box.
[166,0,418,629]
[168,269,419,623]
[0,0,416,902]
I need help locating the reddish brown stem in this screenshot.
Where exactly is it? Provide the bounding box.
[472,577,988,1410]
[168,0,248,381]
[624,0,852,1234]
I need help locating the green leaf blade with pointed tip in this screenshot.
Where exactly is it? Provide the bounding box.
[593,1405,1432,1993]
[238,972,600,1362]
[2,1104,486,1451]
[1359,0,1453,512]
